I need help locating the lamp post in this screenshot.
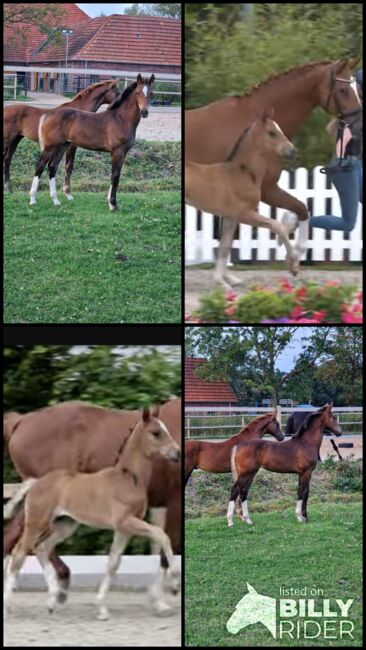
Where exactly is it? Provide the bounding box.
[61,28,74,93]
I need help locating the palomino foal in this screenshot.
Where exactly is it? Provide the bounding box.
[226,404,342,527]
[29,74,154,210]
[4,407,180,621]
[185,109,307,289]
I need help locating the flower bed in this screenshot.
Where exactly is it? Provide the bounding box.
[185,280,363,324]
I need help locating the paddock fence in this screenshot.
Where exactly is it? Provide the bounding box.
[185,166,363,265]
[184,406,363,439]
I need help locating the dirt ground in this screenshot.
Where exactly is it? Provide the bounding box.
[185,268,362,314]
[4,590,181,647]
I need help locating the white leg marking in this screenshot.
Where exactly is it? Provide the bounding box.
[149,570,174,616]
[63,186,74,201]
[227,500,235,527]
[29,176,40,205]
[96,531,129,621]
[49,177,61,206]
[38,554,60,612]
[296,499,304,522]
[149,507,167,554]
[241,500,253,525]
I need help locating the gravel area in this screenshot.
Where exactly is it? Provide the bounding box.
[4,590,181,647]
[185,269,362,315]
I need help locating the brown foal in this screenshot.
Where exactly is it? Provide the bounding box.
[4,80,119,196]
[185,411,283,485]
[227,404,342,527]
[185,109,302,285]
[29,74,155,210]
[4,407,180,620]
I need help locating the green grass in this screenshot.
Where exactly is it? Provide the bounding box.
[4,191,181,323]
[6,139,181,193]
[4,138,181,323]
[185,460,362,519]
[185,504,362,646]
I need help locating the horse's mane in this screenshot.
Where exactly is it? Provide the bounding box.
[234,412,273,438]
[72,79,117,100]
[292,405,327,439]
[107,82,138,110]
[226,126,250,161]
[241,60,334,99]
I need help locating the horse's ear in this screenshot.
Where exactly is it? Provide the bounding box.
[149,74,155,84]
[334,59,348,74]
[137,73,143,84]
[151,403,160,418]
[246,583,257,594]
[142,407,151,422]
[329,402,333,409]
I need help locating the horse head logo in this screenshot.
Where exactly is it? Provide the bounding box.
[226,583,276,638]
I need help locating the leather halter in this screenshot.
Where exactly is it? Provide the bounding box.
[325,68,362,122]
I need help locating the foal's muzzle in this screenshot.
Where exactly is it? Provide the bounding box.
[168,448,181,463]
[141,109,149,118]
[283,145,297,159]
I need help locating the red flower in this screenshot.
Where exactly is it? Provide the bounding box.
[225,290,237,302]
[281,280,294,293]
[290,306,304,319]
[312,310,326,322]
[296,286,308,299]
[225,305,236,317]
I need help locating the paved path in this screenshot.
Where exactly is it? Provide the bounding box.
[4,590,181,647]
[185,269,362,315]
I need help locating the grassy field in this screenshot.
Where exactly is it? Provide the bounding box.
[4,139,181,323]
[185,505,362,646]
[185,461,362,646]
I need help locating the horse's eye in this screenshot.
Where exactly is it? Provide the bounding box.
[268,131,276,138]
[340,88,348,95]
[152,430,160,438]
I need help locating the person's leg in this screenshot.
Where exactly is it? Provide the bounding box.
[358,160,363,204]
[309,162,359,232]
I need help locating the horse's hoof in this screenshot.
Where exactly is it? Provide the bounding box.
[97,607,110,621]
[224,273,242,286]
[227,521,234,527]
[109,202,117,212]
[64,193,74,201]
[244,519,253,525]
[57,590,68,604]
[153,601,174,617]
[53,200,61,207]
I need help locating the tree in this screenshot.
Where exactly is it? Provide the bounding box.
[314,328,363,405]
[185,326,323,406]
[4,4,66,45]
[125,4,181,19]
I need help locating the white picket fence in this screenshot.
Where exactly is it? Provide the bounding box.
[185,166,363,264]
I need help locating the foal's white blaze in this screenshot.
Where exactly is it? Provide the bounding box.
[227,500,235,527]
[29,176,40,205]
[273,120,285,135]
[350,78,361,102]
[142,85,148,97]
[241,500,253,525]
[49,177,61,206]
[295,499,304,522]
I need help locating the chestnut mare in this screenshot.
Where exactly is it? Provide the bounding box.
[29,74,155,210]
[4,397,181,615]
[185,411,283,486]
[227,404,342,527]
[185,109,303,285]
[4,80,119,196]
[186,58,362,287]
[4,407,180,620]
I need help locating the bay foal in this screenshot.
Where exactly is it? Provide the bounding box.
[29,74,154,210]
[4,407,180,620]
[4,80,119,196]
[227,404,342,527]
[185,109,304,287]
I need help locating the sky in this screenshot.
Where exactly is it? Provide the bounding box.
[77,4,134,17]
[275,328,315,372]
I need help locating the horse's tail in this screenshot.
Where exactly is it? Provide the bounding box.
[3,478,37,521]
[3,412,23,444]
[184,439,200,487]
[230,444,238,481]
[38,114,47,151]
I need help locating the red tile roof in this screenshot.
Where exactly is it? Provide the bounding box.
[30,14,181,67]
[4,3,89,63]
[185,359,238,403]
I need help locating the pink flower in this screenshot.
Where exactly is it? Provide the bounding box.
[280,280,294,293]
[296,287,307,299]
[290,306,305,319]
[342,312,363,324]
[312,310,326,322]
[225,305,236,317]
[225,290,238,302]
